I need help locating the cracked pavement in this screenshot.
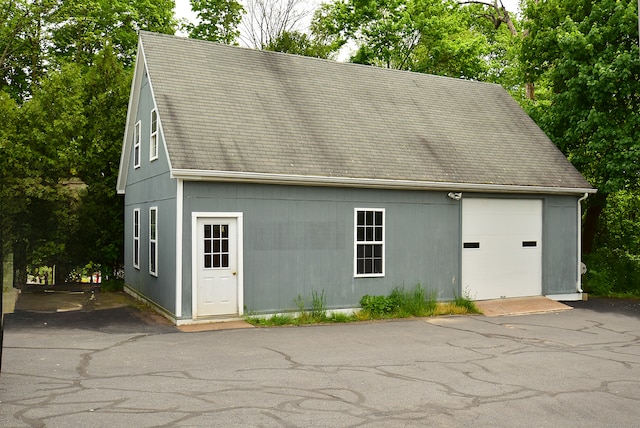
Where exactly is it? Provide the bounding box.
[1,303,639,427]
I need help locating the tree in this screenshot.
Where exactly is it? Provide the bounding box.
[186,0,244,44]
[71,47,132,278]
[9,62,88,284]
[311,0,495,78]
[0,90,19,288]
[49,0,177,67]
[1,0,177,285]
[0,0,55,101]
[522,0,640,254]
[241,0,310,49]
[265,30,335,58]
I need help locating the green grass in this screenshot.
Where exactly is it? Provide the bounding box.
[245,284,481,327]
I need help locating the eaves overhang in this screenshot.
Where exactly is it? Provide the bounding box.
[171,169,597,195]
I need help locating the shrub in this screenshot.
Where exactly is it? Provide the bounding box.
[360,294,396,316]
[100,279,124,292]
[453,293,479,313]
[583,248,640,296]
[390,284,437,317]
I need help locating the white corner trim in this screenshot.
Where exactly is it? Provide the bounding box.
[175,179,183,318]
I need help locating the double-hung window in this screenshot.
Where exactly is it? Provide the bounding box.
[149,207,158,276]
[354,208,384,277]
[133,209,140,269]
[150,109,158,161]
[133,121,141,168]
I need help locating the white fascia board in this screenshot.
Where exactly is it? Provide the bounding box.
[171,169,597,195]
[144,53,173,174]
[116,37,146,194]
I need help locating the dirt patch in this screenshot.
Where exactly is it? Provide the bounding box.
[13,287,131,314]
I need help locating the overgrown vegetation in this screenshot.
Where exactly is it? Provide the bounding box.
[100,279,124,293]
[246,285,480,327]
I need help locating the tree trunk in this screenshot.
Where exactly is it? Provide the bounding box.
[582,192,607,255]
[12,240,28,289]
[525,82,535,100]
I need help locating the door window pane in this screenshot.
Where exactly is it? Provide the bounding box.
[204,223,230,269]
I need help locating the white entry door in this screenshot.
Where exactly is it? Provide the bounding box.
[462,199,542,300]
[195,217,238,316]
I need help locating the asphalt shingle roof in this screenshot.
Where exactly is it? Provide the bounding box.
[139,31,592,191]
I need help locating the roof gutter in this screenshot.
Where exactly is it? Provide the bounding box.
[171,169,596,196]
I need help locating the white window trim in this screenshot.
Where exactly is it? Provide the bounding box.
[150,109,158,161]
[353,208,385,278]
[133,208,140,269]
[133,120,141,169]
[149,206,158,277]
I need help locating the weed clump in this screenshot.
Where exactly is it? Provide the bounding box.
[245,284,479,327]
[360,284,437,318]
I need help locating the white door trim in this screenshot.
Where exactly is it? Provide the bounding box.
[191,212,244,319]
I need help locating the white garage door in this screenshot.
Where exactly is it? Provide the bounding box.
[462,198,542,300]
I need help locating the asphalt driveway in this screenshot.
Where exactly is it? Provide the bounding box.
[1,297,639,427]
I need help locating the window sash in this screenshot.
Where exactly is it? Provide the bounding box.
[149,207,157,276]
[133,121,141,168]
[354,208,384,277]
[133,209,140,269]
[150,110,158,161]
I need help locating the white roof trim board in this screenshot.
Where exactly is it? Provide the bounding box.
[118,31,595,195]
[171,169,593,195]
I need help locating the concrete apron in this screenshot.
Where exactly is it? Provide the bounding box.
[475,296,572,316]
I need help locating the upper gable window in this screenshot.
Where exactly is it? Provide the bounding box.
[134,121,141,169]
[354,208,385,277]
[150,109,158,161]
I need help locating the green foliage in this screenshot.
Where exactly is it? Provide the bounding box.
[453,293,479,313]
[583,248,640,296]
[265,31,335,58]
[520,0,640,280]
[186,0,244,44]
[49,0,177,67]
[359,294,397,316]
[248,313,296,326]
[294,289,328,323]
[101,279,124,292]
[329,312,352,323]
[360,284,437,318]
[0,0,173,284]
[522,0,640,194]
[311,0,509,79]
[390,284,437,317]
[1,0,176,102]
[246,284,478,326]
[310,289,327,320]
[581,190,640,297]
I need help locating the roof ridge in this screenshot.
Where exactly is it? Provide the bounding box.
[139,30,502,89]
